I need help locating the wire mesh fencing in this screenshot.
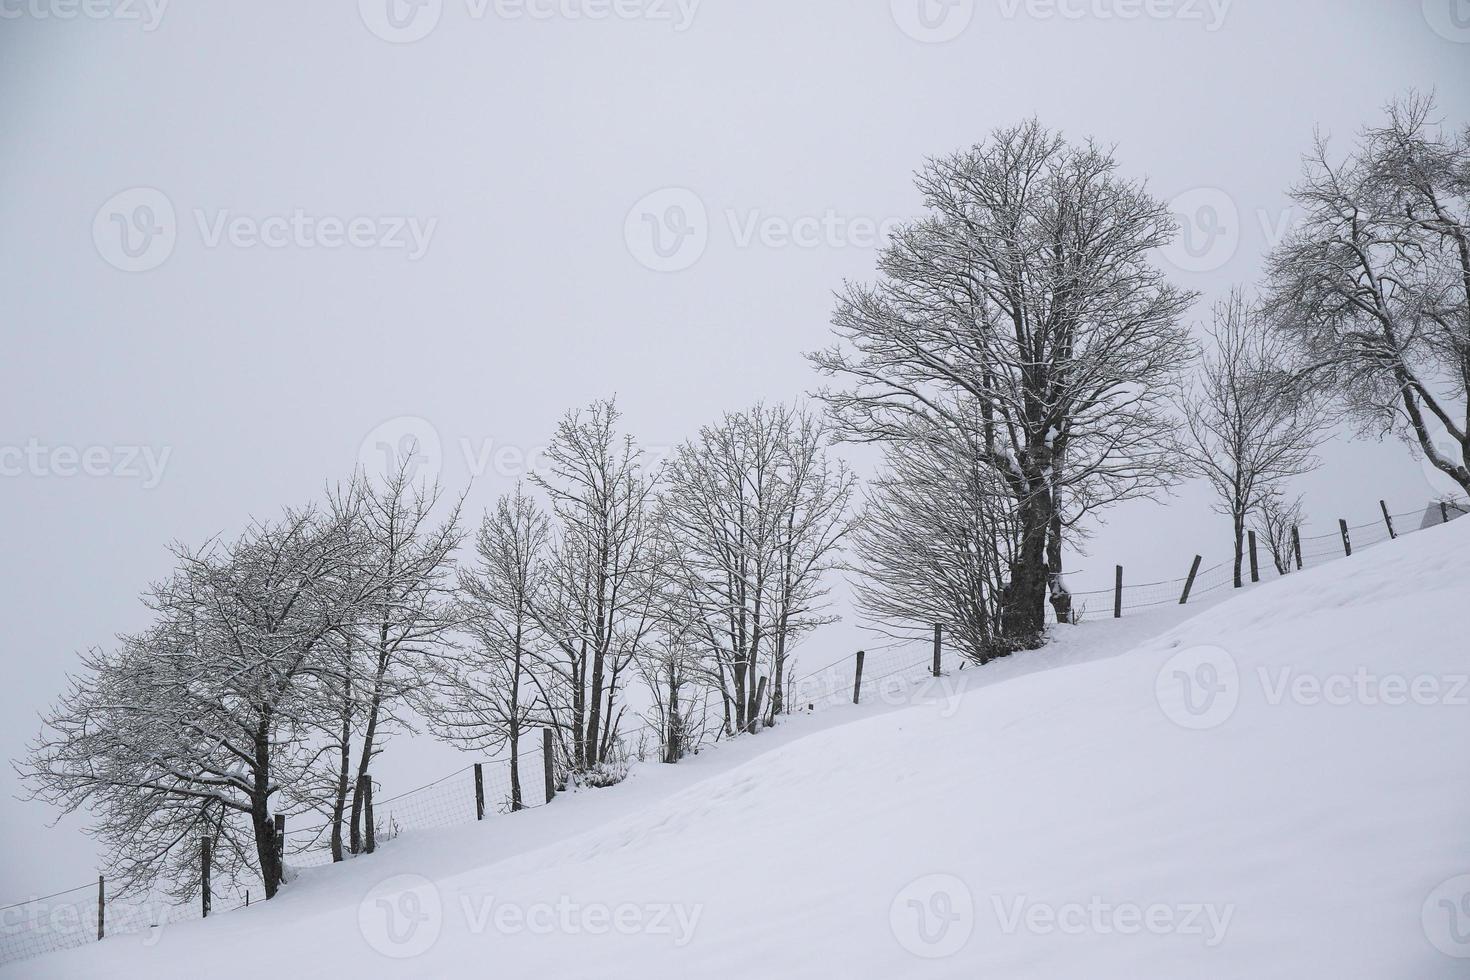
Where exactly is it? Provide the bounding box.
[4,494,1466,969]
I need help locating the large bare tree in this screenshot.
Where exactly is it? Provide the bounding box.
[812,120,1195,645]
[1266,93,1470,499]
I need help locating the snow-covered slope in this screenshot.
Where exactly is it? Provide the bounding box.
[12,519,1470,979]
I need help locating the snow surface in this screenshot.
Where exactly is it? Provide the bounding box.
[10,519,1470,978]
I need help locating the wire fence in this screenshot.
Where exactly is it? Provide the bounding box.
[3,494,1466,969]
[1063,495,1468,623]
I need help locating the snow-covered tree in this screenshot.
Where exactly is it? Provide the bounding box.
[528,399,660,774]
[21,504,379,900]
[1266,93,1470,498]
[657,403,855,732]
[854,414,1016,662]
[343,462,462,853]
[424,489,551,811]
[1174,289,1325,587]
[811,119,1196,646]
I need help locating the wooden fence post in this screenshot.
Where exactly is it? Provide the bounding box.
[1113,566,1123,619]
[273,814,286,886]
[201,837,212,919]
[932,623,943,677]
[1442,501,1451,524]
[853,651,866,704]
[473,763,485,821]
[1380,500,1397,539]
[1292,526,1303,570]
[1339,519,1352,557]
[245,890,250,908]
[542,729,556,804]
[1248,530,1260,583]
[96,875,104,941]
[1179,555,1203,604]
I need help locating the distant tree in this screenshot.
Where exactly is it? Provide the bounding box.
[1266,93,1469,498]
[1258,490,1306,576]
[812,119,1196,647]
[657,403,855,733]
[424,489,552,811]
[528,399,660,775]
[1175,289,1325,587]
[345,462,462,853]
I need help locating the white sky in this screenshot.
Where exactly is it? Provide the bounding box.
[2,0,1467,901]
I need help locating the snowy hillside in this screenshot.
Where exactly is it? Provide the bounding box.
[11,519,1470,979]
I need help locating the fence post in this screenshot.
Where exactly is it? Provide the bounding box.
[542,729,556,804]
[245,890,250,908]
[1248,530,1260,583]
[201,837,212,919]
[1339,519,1352,557]
[1380,500,1397,539]
[97,874,104,941]
[1442,501,1451,524]
[853,651,866,704]
[1113,566,1123,619]
[273,814,286,886]
[1292,526,1303,570]
[473,763,485,821]
[1179,555,1203,604]
[932,623,943,677]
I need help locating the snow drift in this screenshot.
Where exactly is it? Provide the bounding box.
[10,517,1470,979]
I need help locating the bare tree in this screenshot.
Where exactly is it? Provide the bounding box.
[1175,289,1325,587]
[424,489,552,811]
[528,399,659,775]
[20,504,376,900]
[853,414,1016,663]
[658,403,855,733]
[344,463,462,854]
[1258,490,1306,576]
[1267,93,1470,498]
[811,119,1196,647]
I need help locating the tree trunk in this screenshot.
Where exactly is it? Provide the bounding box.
[509,724,523,812]
[351,627,391,851]
[1232,513,1245,589]
[1046,506,1072,623]
[999,489,1051,649]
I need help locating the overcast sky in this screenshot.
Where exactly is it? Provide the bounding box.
[2,0,1467,902]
